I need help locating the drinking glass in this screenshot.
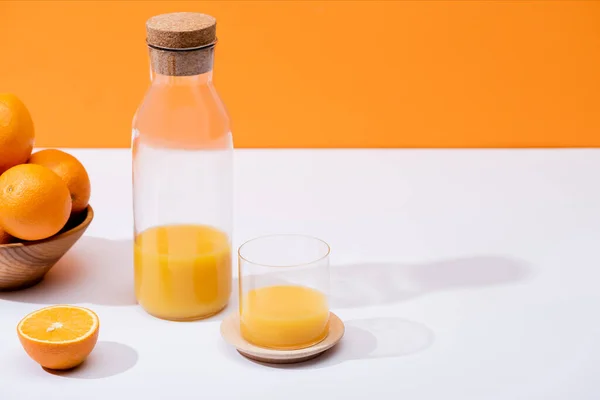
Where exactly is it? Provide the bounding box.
[238,234,331,350]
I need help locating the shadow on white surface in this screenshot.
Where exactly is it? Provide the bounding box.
[221,317,434,369]
[207,256,529,321]
[0,237,136,306]
[219,256,526,369]
[330,256,530,308]
[43,341,138,379]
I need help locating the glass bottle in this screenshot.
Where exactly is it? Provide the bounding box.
[131,12,233,321]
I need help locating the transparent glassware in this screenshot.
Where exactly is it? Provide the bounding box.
[238,235,331,350]
[131,18,233,321]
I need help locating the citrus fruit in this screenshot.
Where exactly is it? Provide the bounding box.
[0,226,12,244]
[17,305,99,370]
[0,164,71,241]
[0,93,35,175]
[29,149,91,213]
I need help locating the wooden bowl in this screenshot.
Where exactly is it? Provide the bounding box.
[0,205,94,291]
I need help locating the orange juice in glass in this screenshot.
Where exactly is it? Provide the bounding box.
[238,235,330,350]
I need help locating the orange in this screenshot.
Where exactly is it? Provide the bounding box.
[0,93,35,175]
[0,226,12,245]
[0,164,71,241]
[17,305,99,370]
[29,149,91,213]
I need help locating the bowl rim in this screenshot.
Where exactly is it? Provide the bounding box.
[0,205,94,248]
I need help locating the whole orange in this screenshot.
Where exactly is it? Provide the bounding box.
[29,149,91,213]
[0,226,12,244]
[0,164,72,241]
[0,93,35,175]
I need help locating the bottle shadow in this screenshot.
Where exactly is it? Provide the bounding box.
[210,255,530,322]
[0,237,136,306]
[0,242,530,318]
[219,255,530,368]
[330,255,531,309]
[42,341,138,379]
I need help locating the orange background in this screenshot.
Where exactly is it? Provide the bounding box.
[1,0,599,148]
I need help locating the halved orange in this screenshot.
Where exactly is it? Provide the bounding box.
[17,305,99,370]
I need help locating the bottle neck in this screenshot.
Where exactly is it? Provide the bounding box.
[151,70,213,86]
[148,46,215,83]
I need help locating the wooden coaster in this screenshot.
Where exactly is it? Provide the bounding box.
[220,312,345,364]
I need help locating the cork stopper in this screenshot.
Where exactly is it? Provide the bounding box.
[147,12,216,50]
[146,12,217,76]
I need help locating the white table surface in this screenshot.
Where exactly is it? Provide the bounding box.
[1,148,599,400]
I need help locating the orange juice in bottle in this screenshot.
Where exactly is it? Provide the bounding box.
[132,13,233,321]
